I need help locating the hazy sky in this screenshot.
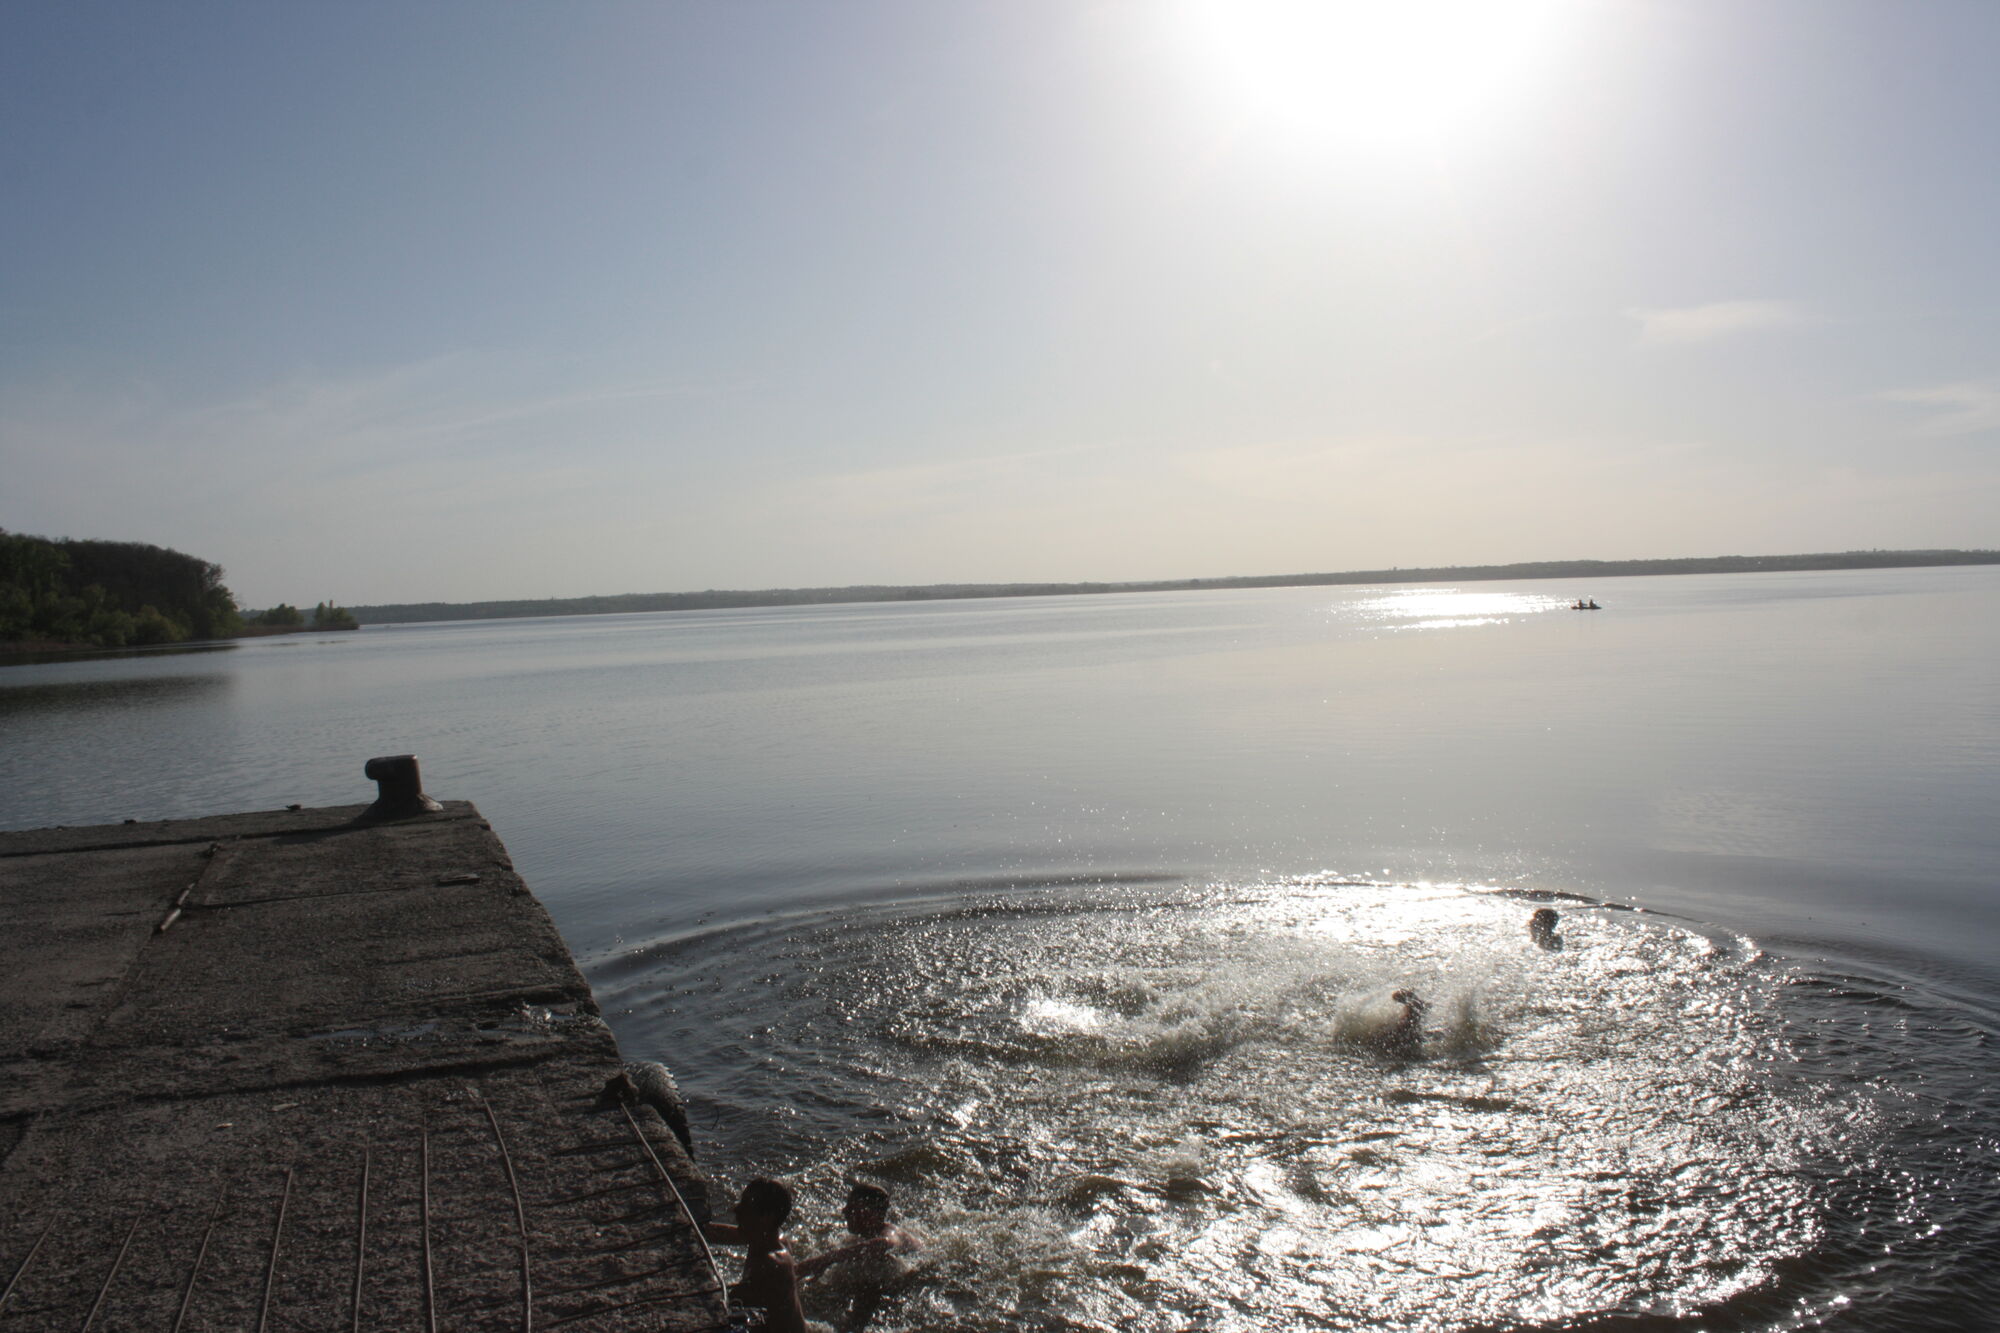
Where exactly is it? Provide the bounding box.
[4,1,1997,606]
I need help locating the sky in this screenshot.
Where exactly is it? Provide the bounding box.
[3,0,1997,608]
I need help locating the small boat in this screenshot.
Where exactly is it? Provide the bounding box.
[1571,599,1601,611]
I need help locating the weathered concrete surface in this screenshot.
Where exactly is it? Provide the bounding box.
[0,803,725,1331]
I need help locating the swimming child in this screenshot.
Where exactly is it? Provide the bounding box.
[797,1183,921,1333]
[705,1177,811,1333]
[1387,989,1427,1056]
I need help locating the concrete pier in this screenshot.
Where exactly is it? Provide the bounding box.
[0,797,725,1331]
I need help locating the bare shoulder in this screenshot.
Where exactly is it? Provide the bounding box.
[747,1245,799,1292]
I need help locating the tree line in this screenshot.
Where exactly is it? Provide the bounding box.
[0,528,357,649]
[0,528,243,647]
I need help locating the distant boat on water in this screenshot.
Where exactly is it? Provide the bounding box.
[1571,598,1602,610]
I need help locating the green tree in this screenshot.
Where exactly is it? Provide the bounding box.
[312,600,359,630]
[1,527,243,648]
[0,584,32,640]
[131,606,186,645]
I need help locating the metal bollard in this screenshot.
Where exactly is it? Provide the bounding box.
[362,754,443,820]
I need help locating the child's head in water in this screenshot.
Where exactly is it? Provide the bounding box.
[1529,908,1564,951]
[1387,989,1427,1055]
[842,1183,892,1237]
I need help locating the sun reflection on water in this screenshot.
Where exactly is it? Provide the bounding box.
[597,875,1978,1330]
[1353,588,1571,631]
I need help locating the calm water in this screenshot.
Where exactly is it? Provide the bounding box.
[5,567,1999,1330]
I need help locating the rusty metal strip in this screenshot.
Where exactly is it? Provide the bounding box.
[79,1206,145,1330]
[481,1099,535,1332]
[351,1146,371,1333]
[170,1191,227,1333]
[422,1123,439,1333]
[256,1167,294,1333]
[0,1220,53,1316]
[618,1102,725,1306]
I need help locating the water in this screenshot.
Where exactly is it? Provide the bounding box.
[5,567,1999,1330]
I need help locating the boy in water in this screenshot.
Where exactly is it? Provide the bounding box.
[1528,907,1564,951]
[1388,989,1428,1056]
[704,1177,811,1333]
[796,1183,921,1332]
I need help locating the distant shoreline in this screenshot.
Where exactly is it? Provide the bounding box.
[347,547,2000,625]
[233,623,358,639]
[0,622,355,661]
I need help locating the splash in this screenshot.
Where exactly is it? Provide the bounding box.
[600,876,1991,1330]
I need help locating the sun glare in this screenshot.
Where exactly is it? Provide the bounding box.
[1174,0,1579,154]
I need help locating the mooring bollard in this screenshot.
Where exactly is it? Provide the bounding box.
[363,754,443,820]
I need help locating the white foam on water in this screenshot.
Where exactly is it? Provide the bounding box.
[630,874,1997,1329]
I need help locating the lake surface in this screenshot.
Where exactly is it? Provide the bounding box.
[5,567,1999,1330]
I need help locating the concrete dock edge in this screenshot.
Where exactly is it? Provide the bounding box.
[0,796,727,1331]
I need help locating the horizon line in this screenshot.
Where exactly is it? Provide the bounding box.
[340,547,2000,622]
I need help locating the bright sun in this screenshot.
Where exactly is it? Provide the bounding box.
[1173,0,1580,154]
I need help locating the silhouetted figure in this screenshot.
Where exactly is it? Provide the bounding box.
[704,1177,811,1333]
[1529,908,1564,951]
[1388,989,1428,1056]
[797,1183,922,1332]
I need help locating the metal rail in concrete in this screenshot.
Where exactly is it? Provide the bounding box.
[0,778,725,1331]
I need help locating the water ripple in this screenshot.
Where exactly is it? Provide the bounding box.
[593,876,2000,1330]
